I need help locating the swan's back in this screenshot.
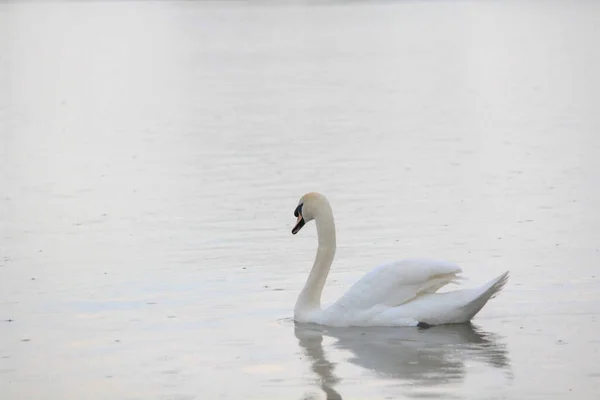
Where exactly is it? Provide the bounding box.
[372,270,510,326]
[327,258,462,318]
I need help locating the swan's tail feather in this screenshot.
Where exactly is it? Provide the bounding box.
[488,270,510,299]
[459,270,509,321]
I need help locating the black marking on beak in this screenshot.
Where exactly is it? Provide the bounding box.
[292,203,305,234]
[292,217,305,235]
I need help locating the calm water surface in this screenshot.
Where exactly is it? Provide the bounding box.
[1,1,600,399]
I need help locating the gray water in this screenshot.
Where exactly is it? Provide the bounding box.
[1,1,600,399]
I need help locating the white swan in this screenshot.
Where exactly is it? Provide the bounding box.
[291,192,509,327]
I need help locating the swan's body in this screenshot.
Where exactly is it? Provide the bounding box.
[291,192,509,327]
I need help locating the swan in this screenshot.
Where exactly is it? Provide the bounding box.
[291,192,509,327]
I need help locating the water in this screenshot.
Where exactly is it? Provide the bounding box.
[1,0,600,399]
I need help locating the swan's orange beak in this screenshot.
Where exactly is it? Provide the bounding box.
[292,214,305,235]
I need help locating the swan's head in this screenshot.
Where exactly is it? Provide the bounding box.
[291,192,330,235]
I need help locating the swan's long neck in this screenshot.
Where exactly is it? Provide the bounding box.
[295,206,336,318]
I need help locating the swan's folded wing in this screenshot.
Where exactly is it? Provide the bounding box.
[330,258,462,312]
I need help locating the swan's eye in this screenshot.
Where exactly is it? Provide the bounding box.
[294,203,303,218]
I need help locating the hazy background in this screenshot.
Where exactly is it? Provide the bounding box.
[1,1,599,399]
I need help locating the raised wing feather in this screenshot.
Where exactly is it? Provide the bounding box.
[328,258,462,313]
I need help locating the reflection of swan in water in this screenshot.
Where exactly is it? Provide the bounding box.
[295,322,511,399]
[296,325,343,400]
